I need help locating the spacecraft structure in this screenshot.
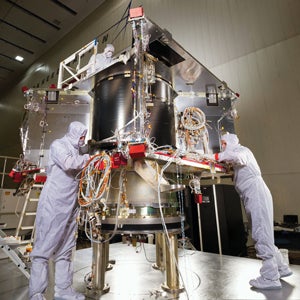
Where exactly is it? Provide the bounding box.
[17,7,239,298]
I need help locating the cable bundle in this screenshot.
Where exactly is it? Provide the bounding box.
[78,152,111,207]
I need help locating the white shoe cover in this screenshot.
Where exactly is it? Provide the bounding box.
[249,276,282,290]
[54,287,85,300]
[279,268,293,278]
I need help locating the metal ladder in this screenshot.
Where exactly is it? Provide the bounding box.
[0,223,30,279]
[15,182,44,242]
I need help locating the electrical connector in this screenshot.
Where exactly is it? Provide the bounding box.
[128,143,147,159]
[129,7,144,19]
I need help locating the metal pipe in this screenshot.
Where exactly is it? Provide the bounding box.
[212,184,222,255]
[104,234,113,271]
[92,241,106,290]
[196,203,203,251]
[165,234,179,289]
[153,232,165,270]
[217,114,226,149]
[162,233,184,293]
[130,18,146,140]
[86,241,110,298]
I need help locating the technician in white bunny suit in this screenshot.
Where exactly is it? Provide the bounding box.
[29,121,89,300]
[205,133,292,290]
[86,43,115,76]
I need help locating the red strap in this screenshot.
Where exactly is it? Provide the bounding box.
[215,153,219,161]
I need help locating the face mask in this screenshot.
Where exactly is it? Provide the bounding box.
[105,51,113,58]
[221,140,227,151]
[78,136,85,147]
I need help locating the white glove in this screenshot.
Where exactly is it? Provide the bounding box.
[118,51,130,64]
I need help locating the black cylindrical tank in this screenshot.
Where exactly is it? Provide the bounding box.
[92,59,176,146]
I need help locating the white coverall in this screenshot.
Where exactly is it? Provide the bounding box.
[29,121,89,299]
[216,133,291,288]
[86,44,115,76]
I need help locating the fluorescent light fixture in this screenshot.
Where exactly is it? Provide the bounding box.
[15,55,24,62]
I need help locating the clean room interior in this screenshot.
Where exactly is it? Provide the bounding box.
[0,1,300,299]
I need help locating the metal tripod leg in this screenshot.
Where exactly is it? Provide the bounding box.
[86,240,110,299]
[161,233,184,294]
[152,232,166,271]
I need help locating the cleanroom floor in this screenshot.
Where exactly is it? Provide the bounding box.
[1,242,300,300]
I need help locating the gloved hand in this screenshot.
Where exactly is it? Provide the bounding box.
[79,143,89,155]
[118,51,130,64]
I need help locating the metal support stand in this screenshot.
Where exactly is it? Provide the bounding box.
[196,203,203,251]
[86,240,110,299]
[104,234,113,271]
[212,184,222,255]
[161,233,184,294]
[152,232,166,271]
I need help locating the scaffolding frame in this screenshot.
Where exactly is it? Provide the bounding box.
[57,39,98,89]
